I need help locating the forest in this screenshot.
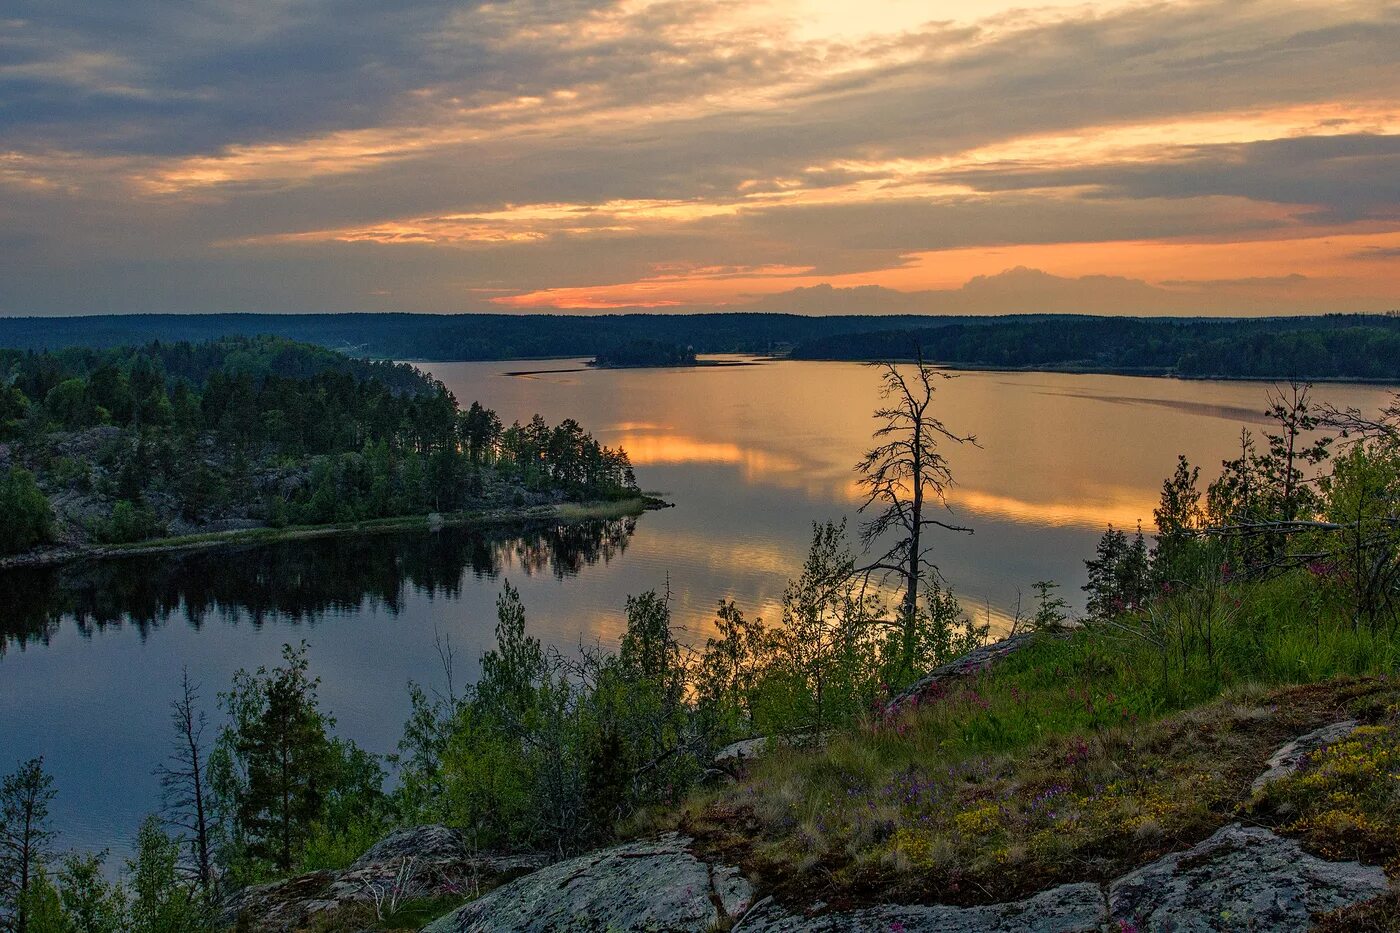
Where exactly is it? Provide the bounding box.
[0,337,638,559]
[589,339,698,368]
[6,362,1400,930]
[790,313,1400,379]
[0,312,1397,380]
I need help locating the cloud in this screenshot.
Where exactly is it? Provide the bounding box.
[0,0,1397,315]
[1351,246,1400,261]
[742,268,1194,316]
[738,267,1395,317]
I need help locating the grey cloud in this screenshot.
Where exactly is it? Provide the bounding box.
[2,0,1398,314]
[1351,247,1400,261]
[944,134,1400,220]
[740,269,1383,318]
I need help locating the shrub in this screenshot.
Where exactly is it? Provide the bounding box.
[0,467,53,554]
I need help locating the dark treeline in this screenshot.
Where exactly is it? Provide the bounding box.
[791,313,1400,380]
[590,338,698,368]
[2,313,1399,380]
[0,337,637,556]
[0,312,959,359]
[0,518,635,656]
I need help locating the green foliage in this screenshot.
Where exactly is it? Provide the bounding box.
[883,577,988,686]
[211,643,384,876]
[56,852,125,933]
[1083,524,1150,619]
[1,818,205,933]
[1252,714,1400,868]
[0,757,58,933]
[44,379,101,429]
[0,468,53,555]
[425,582,706,853]
[124,818,205,933]
[2,337,637,556]
[1317,441,1400,633]
[0,385,30,440]
[15,868,64,933]
[90,500,165,545]
[411,521,994,855]
[1029,580,1071,633]
[1151,454,1206,583]
[695,601,773,741]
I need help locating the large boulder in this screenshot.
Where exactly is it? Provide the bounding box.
[1108,823,1387,931]
[421,833,752,933]
[222,825,544,931]
[736,883,1107,932]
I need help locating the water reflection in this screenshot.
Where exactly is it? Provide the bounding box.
[5,359,1396,862]
[0,518,635,657]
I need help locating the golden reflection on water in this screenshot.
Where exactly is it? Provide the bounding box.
[588,361,1396,534]
[426,357,1398,640]
[614,432,806,478]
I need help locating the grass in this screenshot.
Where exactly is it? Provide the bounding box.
[1252,706,1400,871]
[662,571,1400,911]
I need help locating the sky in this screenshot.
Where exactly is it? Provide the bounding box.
[1,0,1398,316]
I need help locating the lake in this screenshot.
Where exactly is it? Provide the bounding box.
[1,357,1393,861]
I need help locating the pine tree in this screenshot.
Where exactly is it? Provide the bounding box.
[212,643,337,873]
[0,758,57,933]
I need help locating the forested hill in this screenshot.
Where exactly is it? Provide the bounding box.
[0,334,433,397]
[0,337,638,561]
[0,312,956,358]
[790,313,1400,380]
[2,312,1399,379]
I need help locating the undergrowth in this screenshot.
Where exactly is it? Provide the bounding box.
[665,571,1400,909]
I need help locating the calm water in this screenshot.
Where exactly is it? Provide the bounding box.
[1,358,1393,860]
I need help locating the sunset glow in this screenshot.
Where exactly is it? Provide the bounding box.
[1,0,1396,314]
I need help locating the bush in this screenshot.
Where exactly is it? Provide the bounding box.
[91,500,165,545]
[0,466,54,554]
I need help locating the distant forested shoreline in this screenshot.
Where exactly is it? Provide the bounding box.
[790,314,1400,381]
[0,311,1398,380]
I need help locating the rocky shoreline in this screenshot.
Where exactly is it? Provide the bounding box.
[225,718,1387,932]
[0,495,669,572]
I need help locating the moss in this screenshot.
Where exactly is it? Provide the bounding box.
[1313,890,1400,932]
[1251,711,1400,870]
[681,678,1400,909]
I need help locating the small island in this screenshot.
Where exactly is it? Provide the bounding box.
[0,336,654,567]
[588,338,699,368]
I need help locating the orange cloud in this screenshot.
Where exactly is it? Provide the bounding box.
[486,227,1400,310]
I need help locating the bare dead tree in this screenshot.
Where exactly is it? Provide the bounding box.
[854,350,976,658]
[157,668,214,899]
[1321,390,1400,445]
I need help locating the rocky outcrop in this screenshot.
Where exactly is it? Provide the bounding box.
[421,833,751,933]
[736,883,1107,932]
[886,632,1039,713]
[1250,719,1357,791]
[1108,823,1387,931]
[222,825,543,932]
[709,732,828,779]
[737,824,1387,933]
[417,720,1392,933]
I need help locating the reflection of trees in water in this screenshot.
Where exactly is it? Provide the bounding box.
[0,518,635,654]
